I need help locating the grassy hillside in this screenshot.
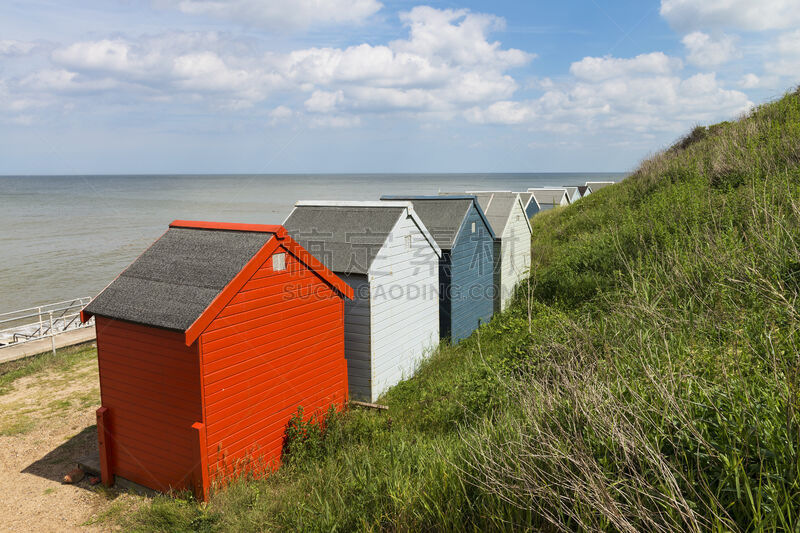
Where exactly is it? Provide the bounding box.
[126,88,800,532]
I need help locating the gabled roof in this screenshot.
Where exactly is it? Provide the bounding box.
[516,192,540,211]
[577,185,592,196]
[564,186,579,202]
[380,195,495,250]
[585,180,614,191]
[463,191,532,237]
[283,201,441,275]
[82,220,352,344]
[529,187,569,206]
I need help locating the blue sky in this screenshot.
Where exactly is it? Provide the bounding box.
[1,0,798,174]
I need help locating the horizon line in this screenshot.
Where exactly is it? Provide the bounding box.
[0,171,627,177]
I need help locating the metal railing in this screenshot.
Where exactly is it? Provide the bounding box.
[0,297,94,353]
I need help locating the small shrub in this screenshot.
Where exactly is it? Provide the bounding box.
[282,405,339,464]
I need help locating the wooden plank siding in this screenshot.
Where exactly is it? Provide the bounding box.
[448,204,494,343]
[94,316,202,493]
[368,214,440,402]
[199,244,347,484]
[499,203,532,311]
[339,274,372,401]
[524,200,540,219]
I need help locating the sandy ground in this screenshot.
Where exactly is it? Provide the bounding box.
[0,353,138,532]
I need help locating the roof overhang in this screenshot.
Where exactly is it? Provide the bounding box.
[170,219,287,238]
[404,207,442,258]
[514,193,533,233]
[81,220,353,346]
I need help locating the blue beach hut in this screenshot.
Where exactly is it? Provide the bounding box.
[463,192,532,313]
[517,192,541,219]
[564,186,581,203]
[381,195,495,343]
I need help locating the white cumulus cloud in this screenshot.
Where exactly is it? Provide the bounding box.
[38,7,531,115]
[465,100,535,125]
[49,33,286,106]
[5,4,757,142]
[53,39,165,78]
[738,73,761,88]
[304,90,344,113]
[570,52,682,81]
[468,53,752,138]
[764,30,800,82]
[394,7,530,69]
[682,31,736,67]
[0,39,38,56]
[268,105,294,124]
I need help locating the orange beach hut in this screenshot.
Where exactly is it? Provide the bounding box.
[80,220,353,500]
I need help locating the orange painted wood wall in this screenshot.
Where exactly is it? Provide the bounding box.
[94,316,201,492]
[200,244,348,484]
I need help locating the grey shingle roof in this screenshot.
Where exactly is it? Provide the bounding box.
[517,192,536,210]
[529,188,568,206]
[468,192,518,237]
[283,205,405,274]
[84,227,272,331]
[380,197,473,250]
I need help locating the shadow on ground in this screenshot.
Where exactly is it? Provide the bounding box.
[22,424,98,491]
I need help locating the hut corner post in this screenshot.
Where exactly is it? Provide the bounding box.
[191,422,209,502]
[96,407,114,486]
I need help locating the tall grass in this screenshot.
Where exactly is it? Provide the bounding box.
[465,88,800,531]
[125,88,800,532]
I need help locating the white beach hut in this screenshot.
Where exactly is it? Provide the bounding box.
[462,191,532,313]
[284,201,441,402]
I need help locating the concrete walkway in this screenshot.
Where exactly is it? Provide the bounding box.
[0,326,96,365]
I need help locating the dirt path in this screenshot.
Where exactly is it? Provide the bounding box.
[0,350,138,532]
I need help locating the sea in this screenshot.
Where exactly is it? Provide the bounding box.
[0,173,623,314]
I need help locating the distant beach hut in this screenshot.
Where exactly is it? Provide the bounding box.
[528,188,570,213]
[564,186,581,203]
[517,192,541,218]
[80,220,352,500]
[381,195,495,343]
[462,191,532,313]
[578,185,592,197]
[284,201,441,402]
[586,180,614,191]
